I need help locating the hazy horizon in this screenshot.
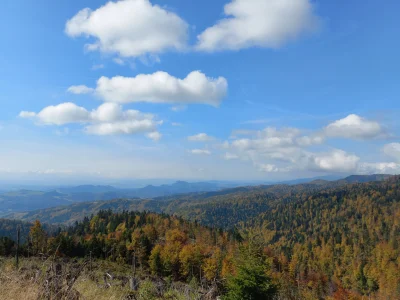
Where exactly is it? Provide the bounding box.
[0,173,351,190]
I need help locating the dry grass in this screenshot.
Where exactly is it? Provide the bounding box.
[0,257,134,300]
[0,259,40,300]
[74,277,130,300]
[0,257,207,300]
[0,280,39,300]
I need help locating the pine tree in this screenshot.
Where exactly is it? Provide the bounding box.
[224,234,277,300]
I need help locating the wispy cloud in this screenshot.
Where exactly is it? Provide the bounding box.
[241,119,277,125]
[188,133,215,142]
[190,149,211,155]
[171,105,187,112]
[91,64,104,70]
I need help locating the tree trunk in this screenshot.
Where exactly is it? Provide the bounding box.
[15,226,20,268]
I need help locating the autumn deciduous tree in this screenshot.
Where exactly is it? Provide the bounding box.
[149,244,163,275]
[203,247,223,281]
[29,220,46,255]
[161,229,187,278]
[179,244,203,278]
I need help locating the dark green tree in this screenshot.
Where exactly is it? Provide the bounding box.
[224,233,277,300]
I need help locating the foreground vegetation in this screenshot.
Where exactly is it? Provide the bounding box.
[0,257,209,300]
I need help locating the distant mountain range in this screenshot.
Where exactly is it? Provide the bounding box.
[56,181,226,198]
[338,174,393,183]
[4,174,395,225]
[57,185,118,193]
[0,174,394,217]
[0,180,229,216]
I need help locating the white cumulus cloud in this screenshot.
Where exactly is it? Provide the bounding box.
[19,102,161,137]
[65,0,188,58]
[224,126,366,173]
[230,127,319,152]
[196,0,319,52]
[92,71,227,106]
[306,149,360,173]
[324,114,384,139]
[20,102,90,125]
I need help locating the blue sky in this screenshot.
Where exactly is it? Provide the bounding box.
[0,0,399,183]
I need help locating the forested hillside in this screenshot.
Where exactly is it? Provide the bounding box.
[6,199,164,225]
[252,176,400,298]
[170,177,400,298]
